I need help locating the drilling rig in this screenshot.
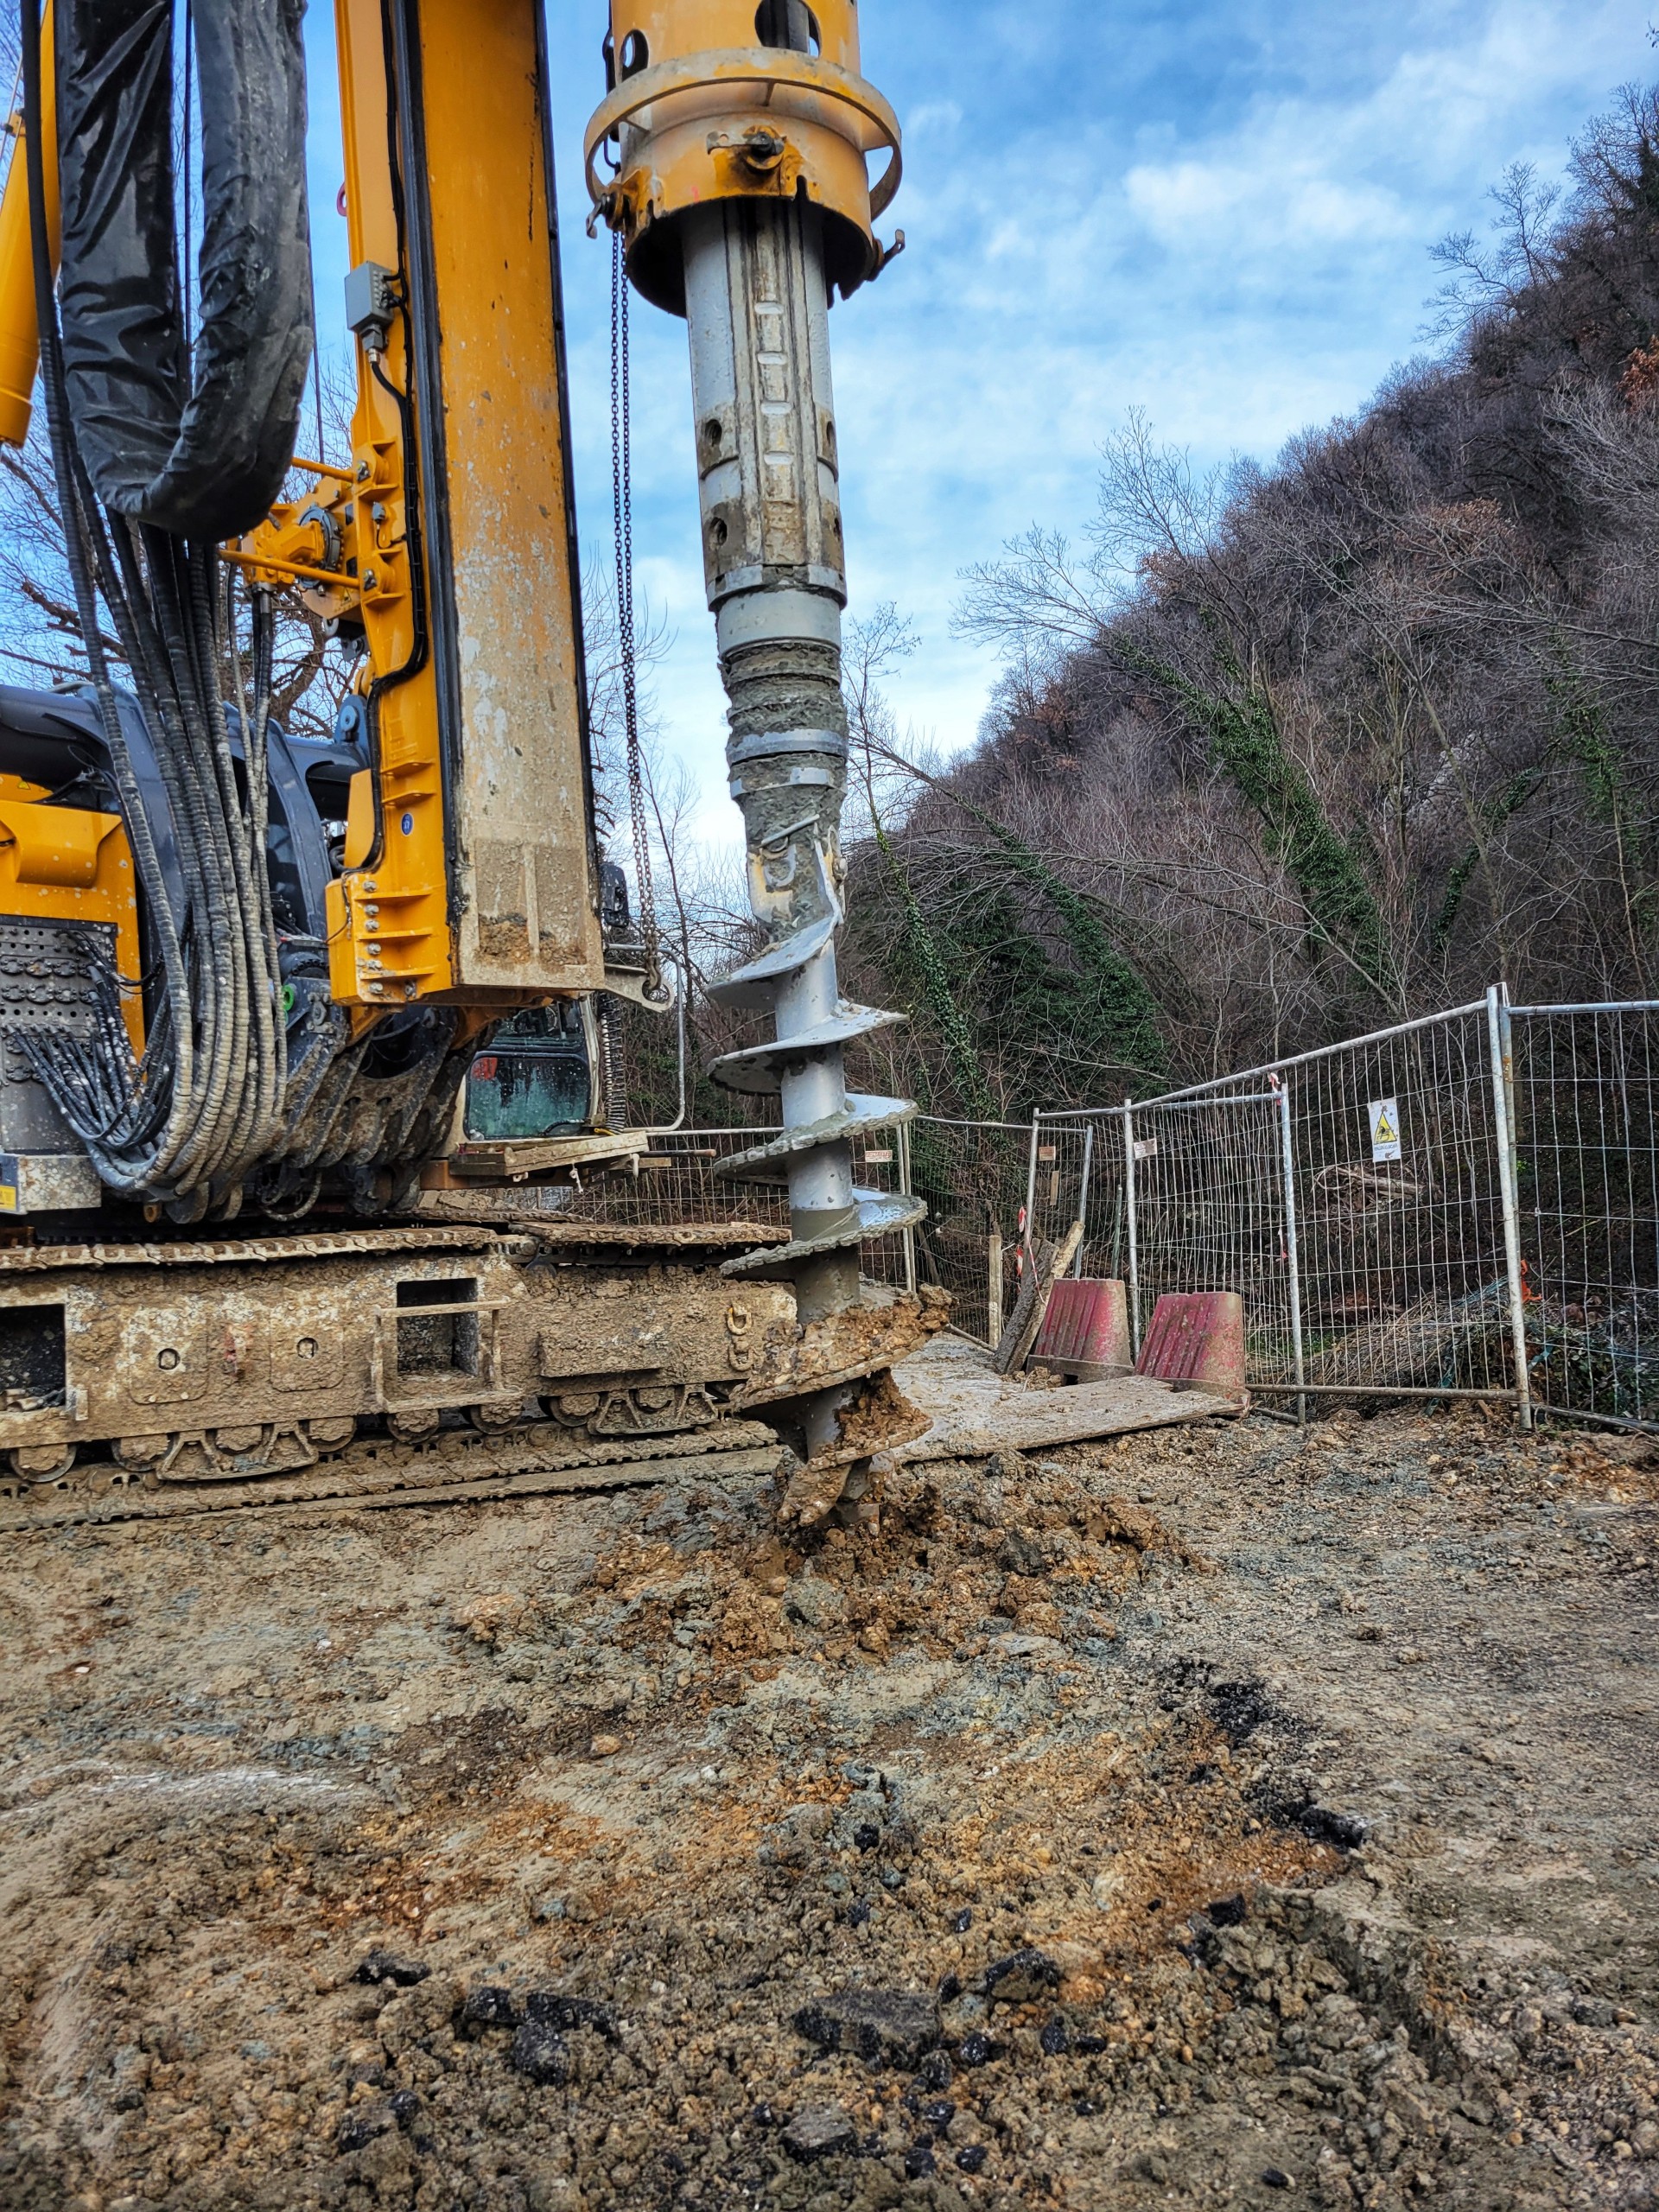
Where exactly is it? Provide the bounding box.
[0,0,931,1530]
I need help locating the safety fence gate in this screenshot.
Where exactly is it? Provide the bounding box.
[572,988,1659,1432]
[1030,1001,1517,1421]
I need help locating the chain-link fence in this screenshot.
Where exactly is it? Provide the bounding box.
[567,988,1659,1431]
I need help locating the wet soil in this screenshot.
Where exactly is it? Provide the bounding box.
[0,1402,1656,2212]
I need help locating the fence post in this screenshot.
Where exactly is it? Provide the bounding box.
[987,1233,1002,1348]
[1023,1114,1041,1249]
[898,1119,917,1300]
[1073,1122,1096,1277]
[1123,1098,1141,1358]
[1274,1073,1307,1426]
[1486,983,1535,1433]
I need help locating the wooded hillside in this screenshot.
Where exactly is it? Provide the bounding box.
[836,85,1659,1118]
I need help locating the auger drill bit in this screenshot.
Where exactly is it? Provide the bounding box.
[586,2,918,1460]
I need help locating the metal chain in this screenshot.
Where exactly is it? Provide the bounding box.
[611,231,664,997]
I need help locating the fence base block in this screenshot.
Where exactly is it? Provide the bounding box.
[1030,1277,1133,1382]
[1136,1291,1247,1395]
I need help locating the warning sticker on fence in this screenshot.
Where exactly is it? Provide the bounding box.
[1133,1136,1159,1162]
[1369,1097,1402,1162]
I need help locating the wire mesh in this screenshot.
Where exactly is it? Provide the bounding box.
[555,1126,918,1288]
[1032,1102,1289,1372]
[1268,1010,1512,1398]
[556,1129,791,1230]
[1029,1120,1101,1270]
[1510,1006,1659,1425]
[905,1116,1036,1344]
[1032,1003,1518,1402]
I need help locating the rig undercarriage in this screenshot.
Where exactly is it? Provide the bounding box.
[0,1224,943,1531]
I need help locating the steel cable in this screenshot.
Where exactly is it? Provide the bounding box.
[611,228,662,998]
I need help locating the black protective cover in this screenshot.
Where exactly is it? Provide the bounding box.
[54,0,313,542]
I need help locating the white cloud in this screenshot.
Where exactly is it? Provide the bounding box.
[1124,156,1413,251]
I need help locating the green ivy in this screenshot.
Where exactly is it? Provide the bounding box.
[1433,766,1546,956]
[907,779,1168,1083]
[1118,642,1393,1000]
[1545,639,1657,942]
[1547,641,1636,827]
[869,814,999,1122]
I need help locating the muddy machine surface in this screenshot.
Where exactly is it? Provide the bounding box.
[0,0,927,1528]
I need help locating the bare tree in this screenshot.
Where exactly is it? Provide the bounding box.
[852,80,1659,1102]
[0,356,360,737]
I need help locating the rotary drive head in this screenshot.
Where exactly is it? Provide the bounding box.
[584,0,902,316]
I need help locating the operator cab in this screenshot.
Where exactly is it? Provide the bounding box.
[463,1001,594,1141]
[459,863,635,1141]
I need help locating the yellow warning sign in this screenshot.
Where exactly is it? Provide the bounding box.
[1369,1097,1402,1162]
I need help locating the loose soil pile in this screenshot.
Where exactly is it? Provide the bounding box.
[1,1404,1655,2211]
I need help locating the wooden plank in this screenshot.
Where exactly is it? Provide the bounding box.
[894,1332,1243,1461]
[442,1131,648,1180]
[993,1222,1083,1376]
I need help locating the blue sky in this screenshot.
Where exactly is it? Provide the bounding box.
[303,3,1656,844]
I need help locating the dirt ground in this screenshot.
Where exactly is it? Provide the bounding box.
[1,1393,1656,2212]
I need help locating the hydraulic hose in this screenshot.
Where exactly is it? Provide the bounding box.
[10,0,456,1221]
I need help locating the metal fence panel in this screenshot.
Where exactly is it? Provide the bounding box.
[906,1117,1037,1344]
[1274,1007,1515,1401]
[1032,1102,1290,1373]
[1032,1003,1520,1404]
[1511,1005,1659,1426]
[1132,1094,1287,1376]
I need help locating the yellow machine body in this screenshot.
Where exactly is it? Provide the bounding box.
[0,0,937,1525]
[0,0,55,450]
[0,0,605,1022]
[0,772,143,1055]
[245,0,607,1014]
[586,0,902,314]
[332,0,602,1011]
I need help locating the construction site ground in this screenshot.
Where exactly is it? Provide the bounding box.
[2,1390,1656,2212]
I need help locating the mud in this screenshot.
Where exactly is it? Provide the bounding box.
[0,1405,1656,2211]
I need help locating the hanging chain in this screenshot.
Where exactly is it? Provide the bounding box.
[611,230,664,999]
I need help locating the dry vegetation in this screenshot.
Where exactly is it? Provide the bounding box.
[829,88,1659,1117]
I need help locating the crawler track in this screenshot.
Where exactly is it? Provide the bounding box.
[0,1419,783,1533]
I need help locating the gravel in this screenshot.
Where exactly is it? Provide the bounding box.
[0,1407,1655,2208]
